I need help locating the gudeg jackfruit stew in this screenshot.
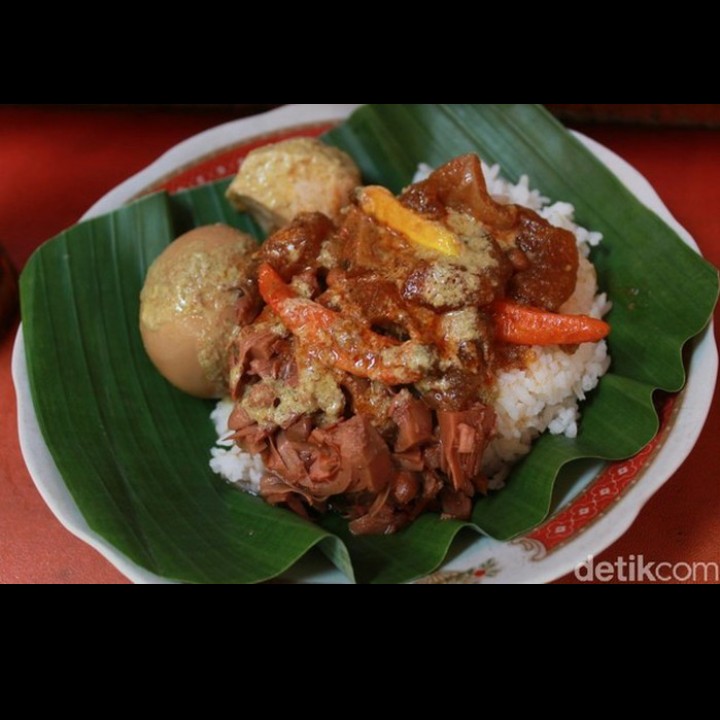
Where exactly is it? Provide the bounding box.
[140,138,611,536]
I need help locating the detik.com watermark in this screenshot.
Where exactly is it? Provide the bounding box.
[575,555,719,583]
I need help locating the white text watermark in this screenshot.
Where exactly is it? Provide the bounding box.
[575,555,719,583]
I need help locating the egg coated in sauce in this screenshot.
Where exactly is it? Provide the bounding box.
[140,225,257,399]
[226,137,361,234]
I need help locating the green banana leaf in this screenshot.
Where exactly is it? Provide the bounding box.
[20,104,719,584]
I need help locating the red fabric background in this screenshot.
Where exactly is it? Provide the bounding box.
[0,106,718,584]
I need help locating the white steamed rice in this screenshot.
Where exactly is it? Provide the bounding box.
[210,162,612,492]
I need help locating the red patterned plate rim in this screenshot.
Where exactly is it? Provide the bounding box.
[140,122,335,197]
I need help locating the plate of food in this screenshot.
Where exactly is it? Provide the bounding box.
[13,104,719,584]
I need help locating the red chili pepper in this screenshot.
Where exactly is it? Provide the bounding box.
[257,263,433,385]
[491,300,610,346]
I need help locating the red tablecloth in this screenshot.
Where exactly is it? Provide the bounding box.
[1,106,718,584]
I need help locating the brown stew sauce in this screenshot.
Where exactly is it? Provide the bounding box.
[227,155,580,534]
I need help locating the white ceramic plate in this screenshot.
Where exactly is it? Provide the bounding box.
[12,104,718,584]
